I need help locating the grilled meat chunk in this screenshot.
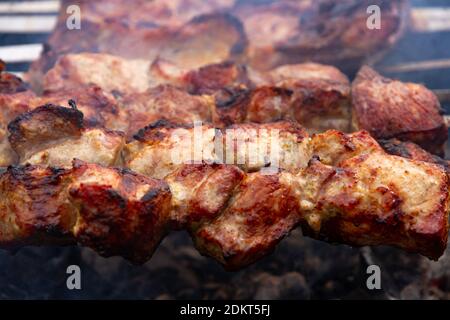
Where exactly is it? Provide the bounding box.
[0,160,172,264]
[166,163,244,229]
[8,104,125,167]
[193,171,301,270]
[69,160,172,263]
[212,86,295,126]
[124,120,311,178]
[43,53,154,94]
[352,66,447,156]
[297,152,448,261]
[121,85,214,137]
[262,63,351,133]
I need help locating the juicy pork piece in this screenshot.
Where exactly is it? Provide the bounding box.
[0,160,172,264]
[124,120,311,179]
[165,163,244,229]
[192,171,301,270]
[120,85,214,137]
[261,63,351,132]
[352,66,448,156]
[42,53,252,96]
[43,53,154,94]
[8,104,125,167]
[212,86,295,126]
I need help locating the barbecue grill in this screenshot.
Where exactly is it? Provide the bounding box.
[1,0,450,300]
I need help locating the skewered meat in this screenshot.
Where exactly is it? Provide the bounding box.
[0,160,172,264]
[246,63,352,132]
[120,85,214,137]
[36,53,448,156]
[0,105,447,270]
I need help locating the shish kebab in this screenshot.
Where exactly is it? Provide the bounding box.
[0,103,447,270]
[1,52,447,168]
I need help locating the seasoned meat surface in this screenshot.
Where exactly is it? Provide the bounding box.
[8,104,124,168]
[352,66,447,156]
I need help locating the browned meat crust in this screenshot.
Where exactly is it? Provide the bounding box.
[352,66,448,156]
[0,160,172,264]
[0,61,29,94]
[34,53,450,157]
[121,85,214,137]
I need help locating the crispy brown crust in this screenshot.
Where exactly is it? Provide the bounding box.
[352,66,447,156]
[380,139,450,171]
[184,61,251,95]
[193,172,301,270]
[69,161,172,263]
[0,160,172,264]
[0,164,75,248]
[263,63,351,133]
[212,86,294,127]
[122,85,213,137]
[8,104,125,168]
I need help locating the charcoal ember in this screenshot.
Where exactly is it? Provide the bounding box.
[2,229,446,299]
